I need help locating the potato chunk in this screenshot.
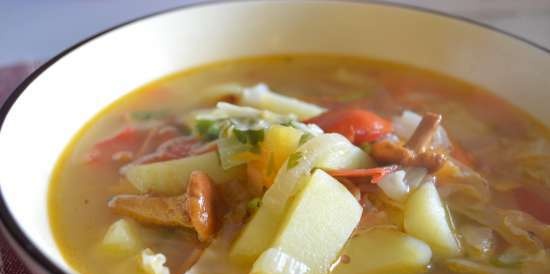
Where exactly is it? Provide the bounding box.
[248,125,303,188]
[101,219,141,254]
[404,182,460,257]
[251,169,362,274]
[126,151,243,195]
[333,228,432,274]
[230,134,367,265]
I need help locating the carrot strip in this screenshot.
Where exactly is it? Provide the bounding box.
[327,165,398,184]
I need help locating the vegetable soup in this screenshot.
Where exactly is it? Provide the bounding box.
[49,55,550,274]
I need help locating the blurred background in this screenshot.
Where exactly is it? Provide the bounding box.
[1,0,550,65]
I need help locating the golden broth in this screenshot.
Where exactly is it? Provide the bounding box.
[49,55,549,274]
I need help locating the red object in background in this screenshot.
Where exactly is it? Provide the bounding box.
[514,187,550,224]
[306,108,393,145]
[0,62,41,107]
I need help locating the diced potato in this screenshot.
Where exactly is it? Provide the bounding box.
[125,152,244,195]
[251,169,362,274]
[263,134,368,210]
[315,144,373,170]
[240,84,326,120]
[229,177,310,265]
[101,219,141,254]
[404,182,461,257]
[333,228,432,274]
[248,125,303,187]
[230,134,366,265]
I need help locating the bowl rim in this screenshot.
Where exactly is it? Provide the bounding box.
[0,0,548,273]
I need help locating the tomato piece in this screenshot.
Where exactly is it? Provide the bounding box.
[86,125,181,164]
[306,109,392,144]
[136,136,202,165]
[514,187,550,224]
[86,127,143,164]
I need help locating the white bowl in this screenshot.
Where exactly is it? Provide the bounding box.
[0,1,549,273]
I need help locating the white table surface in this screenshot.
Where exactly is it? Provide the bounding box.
[1,0,550,66]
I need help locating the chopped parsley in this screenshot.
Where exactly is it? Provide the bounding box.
[287,151,303,170]
[233,128,265,146]
[298,133,313,146]
[196,119,221,141]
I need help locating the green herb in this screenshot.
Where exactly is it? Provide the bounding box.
[248,129,264,145]
[233,128,265,146]
[360,142,372,153]
[196,119,220,141]
[196,119,214,135]
[280,119,294,127]
[233,129,249,144]
[287,151,303,170]
[247,198,262,213]
[131,110,168,121]
[298,133,313,146]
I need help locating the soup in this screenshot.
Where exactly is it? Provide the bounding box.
[49,55,550,274]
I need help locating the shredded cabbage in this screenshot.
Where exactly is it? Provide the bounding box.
[217,138,254,170]
[393,110,451,150]
[450,203,550,253]
[377,170,409,201]
[191,103,324,170]
[459,225,494,258]
[438,159,491,204]
[141,249,170,274]
[403,167,428,190]
[192,103,322,140]
[241,83,326,120]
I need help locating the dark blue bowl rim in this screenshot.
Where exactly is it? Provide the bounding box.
[0,1,547,273]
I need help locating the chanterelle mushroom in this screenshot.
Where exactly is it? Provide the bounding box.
[371,112,446,173]
[405,112,442,153]
[108,170,217,242]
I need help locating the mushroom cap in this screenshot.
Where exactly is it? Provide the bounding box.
[186,170,217,242]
